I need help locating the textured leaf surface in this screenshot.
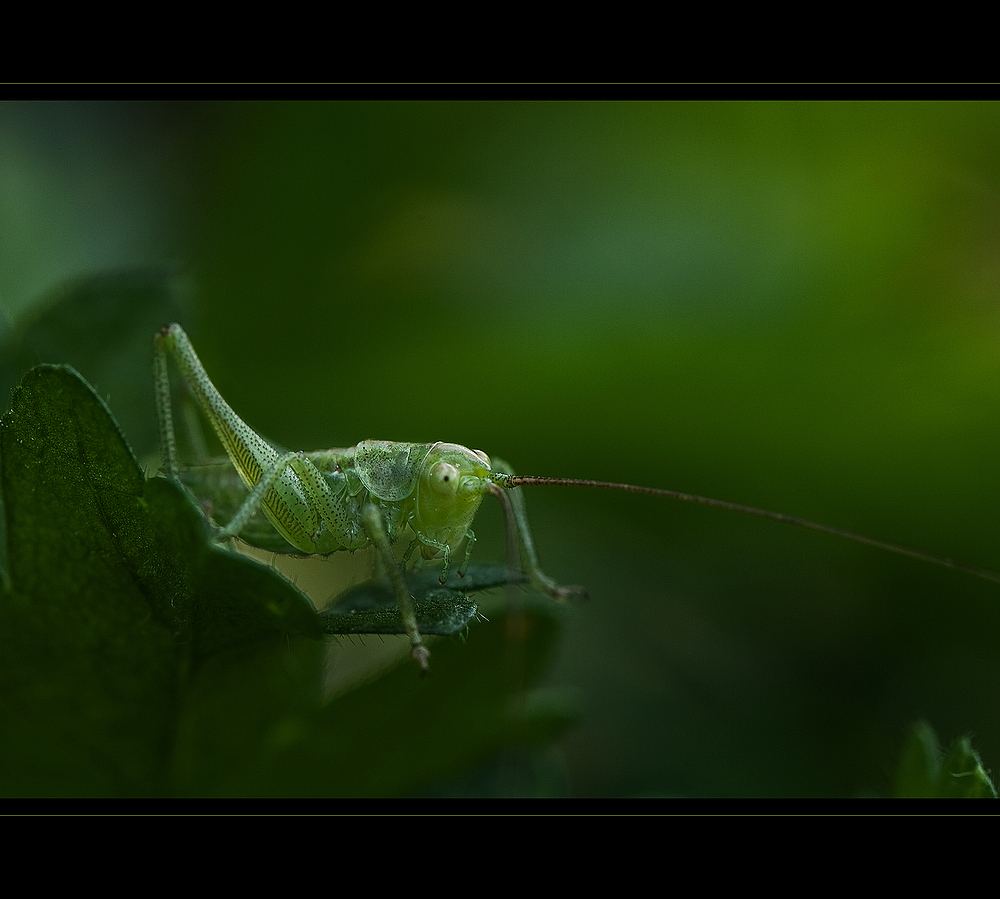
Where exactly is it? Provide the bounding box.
[0,364,567,796]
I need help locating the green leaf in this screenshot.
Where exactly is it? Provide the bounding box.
[321,564,524,636]
[939,737,998,799]
[0,365,182,796]
[893,721,997,799]
[0,363,569,796]
[0,267,191,582]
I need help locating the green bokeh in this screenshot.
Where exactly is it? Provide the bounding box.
[3,100,1000,797]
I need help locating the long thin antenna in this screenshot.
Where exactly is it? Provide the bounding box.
[496,474,1000,587]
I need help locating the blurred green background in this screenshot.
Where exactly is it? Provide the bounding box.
[3,100,1000,797]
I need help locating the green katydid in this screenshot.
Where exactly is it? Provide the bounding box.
[154,323,1000,673]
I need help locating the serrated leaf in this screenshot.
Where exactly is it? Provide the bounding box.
[321,564,525,636]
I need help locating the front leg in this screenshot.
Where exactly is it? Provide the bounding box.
[362,503,430,673]
[490,459,587,602]
[409,527,454,585]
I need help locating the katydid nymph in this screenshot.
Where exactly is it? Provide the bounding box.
[154,323,1000,673]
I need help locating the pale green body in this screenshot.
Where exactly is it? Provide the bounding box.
[154,324,576,671]
[156,324,977,672]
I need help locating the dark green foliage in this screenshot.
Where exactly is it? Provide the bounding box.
[7,104,1000,797]
[0,365,568,797]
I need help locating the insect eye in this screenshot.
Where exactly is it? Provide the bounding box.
[429,461,460,496]
[472,450,490,468]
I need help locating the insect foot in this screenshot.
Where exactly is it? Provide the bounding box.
[412,643,431,675]
[534,571,588,603]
